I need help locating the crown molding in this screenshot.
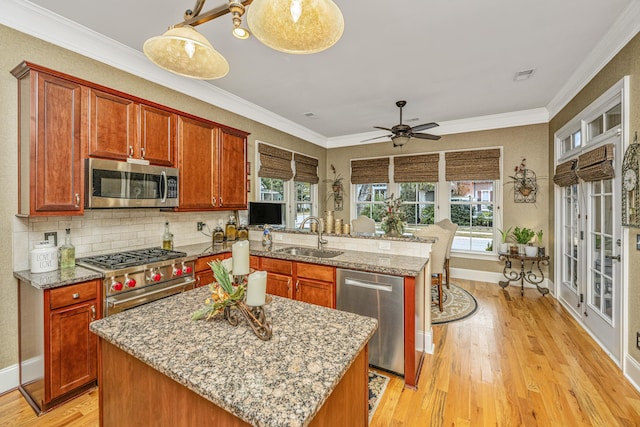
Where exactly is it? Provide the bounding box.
[1,0,328,147]
[546,0,640,119]
[327,108,550,149]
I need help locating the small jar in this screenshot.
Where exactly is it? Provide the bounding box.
[237,224,249,240]
[342,224,351,235]
[213,226,225,244]
[334,218,343,234]
[31,241,58,273]
[225,216,237,241]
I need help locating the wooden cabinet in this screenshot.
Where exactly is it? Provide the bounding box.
[260,258,294,299]
[177,116,248,211]
[195,253,230,288]
[88,89,175,166]
[12,64,85,216]
[19,279,100,413]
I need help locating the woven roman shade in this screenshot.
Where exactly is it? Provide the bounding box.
[445,149,501,181]
[351,158,390,184]
[576,144,615,182]
[553,159,579,187]
[394,154,439,182]
[293,153,319,184]
[258,143,293,180]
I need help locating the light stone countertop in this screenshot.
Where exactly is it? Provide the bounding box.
[13,266,104,289]
[89,286,378,427]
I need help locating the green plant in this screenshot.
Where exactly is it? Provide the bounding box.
[498,227,513,243]
[511,226,535,245]
[486,241,493,251]
[380,194,406,235]
[536,229,544,246]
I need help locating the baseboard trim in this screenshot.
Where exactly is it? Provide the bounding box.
[417,329,435,355]
[450,267,553,295]
[0,364,19,395]
[624,355,640,393]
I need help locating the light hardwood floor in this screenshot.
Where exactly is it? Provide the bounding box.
[2,279,640,426]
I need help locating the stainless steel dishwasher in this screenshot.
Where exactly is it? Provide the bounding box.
[336,268,404,375]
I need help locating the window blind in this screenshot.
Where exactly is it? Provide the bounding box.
[258,143,293,180]
[576,144,615,182]
[350,158,390,184]
[393,154,439,182]
[445,148,501,181]
[553,159,579,187]
[293,153,319,184]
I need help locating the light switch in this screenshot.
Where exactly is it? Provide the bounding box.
[636,234,640,250]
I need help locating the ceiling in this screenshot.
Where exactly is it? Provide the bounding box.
[8,0,640,147]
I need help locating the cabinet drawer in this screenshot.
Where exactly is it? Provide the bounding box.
[296,262,334,283]
[250,255,260,270]
[195,253,229,272]
[260,257,293,275]
[49,281,98,310]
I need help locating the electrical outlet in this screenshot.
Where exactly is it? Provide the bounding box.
[197,222,205,231]
[637,332,640,350]
[44,232,57,246]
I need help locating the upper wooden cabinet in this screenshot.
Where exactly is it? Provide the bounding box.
[177,116,248,211]
[12,65,86,216]
[88,89,175,167]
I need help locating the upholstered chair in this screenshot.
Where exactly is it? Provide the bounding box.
[351,215,376,234]
[436,218,458,289]
[414,225,452,312]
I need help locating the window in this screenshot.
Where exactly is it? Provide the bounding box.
[449,181,494,252]
[260,178,284,201]
[562,130,582,155]
[295,182,313,228]
[355,183,387,222]
[399,182,436,227]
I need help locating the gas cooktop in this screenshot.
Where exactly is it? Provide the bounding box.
[77,248,187,271]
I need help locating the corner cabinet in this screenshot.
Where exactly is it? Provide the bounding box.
[12,63,85,216]
[176,116,248,211]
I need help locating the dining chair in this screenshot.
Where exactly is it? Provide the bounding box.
[436,218,458,289]
[351,215,376,234]
[414,224,451,312]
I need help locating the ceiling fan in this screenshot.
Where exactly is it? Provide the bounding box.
[364,100,441,147]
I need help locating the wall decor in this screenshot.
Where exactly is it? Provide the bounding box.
[622,132,640,227]
[510,157,537,203]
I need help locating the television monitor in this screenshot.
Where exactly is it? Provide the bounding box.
[248,202,285,227]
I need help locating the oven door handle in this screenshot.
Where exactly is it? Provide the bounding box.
[160,170,168,203]
[107,278,195,312]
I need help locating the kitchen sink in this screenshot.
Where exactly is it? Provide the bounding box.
[276,246,343,258]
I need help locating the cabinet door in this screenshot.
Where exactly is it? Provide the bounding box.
[88,89,136,161]
[177,116,218,209]
[219,128,247,209]
[32,72,85,214]
[295,278,335,308]
[49,301,97,400]
[196,270,214,288]
[140,104,175,166]
[267,273,292,299]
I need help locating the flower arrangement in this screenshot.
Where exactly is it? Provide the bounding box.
[380,194,406,236]
[192,260,245,320]
[509,157,536,196]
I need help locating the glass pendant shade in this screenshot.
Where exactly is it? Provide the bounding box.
[143,25,229,79]
[392,135,410,147]
[247,0,344,54]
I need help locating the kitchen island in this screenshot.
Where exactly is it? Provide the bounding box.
[90,286,378,426]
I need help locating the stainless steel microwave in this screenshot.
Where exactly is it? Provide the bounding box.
[85,158,179,208]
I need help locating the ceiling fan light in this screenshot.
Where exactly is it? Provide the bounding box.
[247,0,344,54]
[392,135,410,147]
[232,26,251,39]
[143,25,229,79]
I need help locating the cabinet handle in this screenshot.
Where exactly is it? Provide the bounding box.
[74,193,80,208]
[286,278,291,291]
[140,147,146,159]
[212,197,217,206]
[90,305,96,321]
[196,276,201,287]
[295,280,300,294]
[129,145,133,157]
[72,292,80,299]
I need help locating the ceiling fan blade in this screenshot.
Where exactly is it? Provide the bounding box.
[412,132,441,140]
[361,134,392,142]
[411,122,439,132]
[373,126,393,132]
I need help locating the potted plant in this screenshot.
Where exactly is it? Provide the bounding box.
[324,164,344,193]
[536,229,545,257]
[509,157,536,196]
[498,227,512,253]
[511,226,535,255]
[380,194,406,237]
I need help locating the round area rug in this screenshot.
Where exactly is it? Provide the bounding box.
[431,283,478,324]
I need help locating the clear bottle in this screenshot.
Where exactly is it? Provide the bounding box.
[225,215,237,241]
[59,228,75,269]
[213,225,225,244]
[162,221,173,250]
[262,226,272,249]
[237,224,249,240]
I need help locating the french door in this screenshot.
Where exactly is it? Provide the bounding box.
[558,145,622,363]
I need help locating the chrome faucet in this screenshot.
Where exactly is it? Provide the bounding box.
[300,216,328,250]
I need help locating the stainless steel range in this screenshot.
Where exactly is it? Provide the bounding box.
[78,248,196,317]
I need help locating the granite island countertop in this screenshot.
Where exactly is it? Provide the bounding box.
[90,286,378,427]
[179,240,428,277]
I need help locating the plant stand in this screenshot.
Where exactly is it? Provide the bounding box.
[498,252,549,296]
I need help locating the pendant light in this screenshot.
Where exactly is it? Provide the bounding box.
[143,25,229,79]
[247,0,344,54]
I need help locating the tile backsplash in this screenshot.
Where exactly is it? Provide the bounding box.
[13,209,247,271]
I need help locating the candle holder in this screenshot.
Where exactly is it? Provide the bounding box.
[224,299,272,341]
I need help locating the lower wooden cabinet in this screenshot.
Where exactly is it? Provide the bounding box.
[19,279,100,414]
[195,253,229,288]
[267,272,293,299]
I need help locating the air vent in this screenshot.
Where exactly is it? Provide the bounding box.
[406,117,420,122]
[514,68,535,81]
[303,112,318,119]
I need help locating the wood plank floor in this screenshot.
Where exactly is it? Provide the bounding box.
[2,279,640,426]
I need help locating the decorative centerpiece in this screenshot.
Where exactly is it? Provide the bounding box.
[192,260,272,341]
[381,194,406,237]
